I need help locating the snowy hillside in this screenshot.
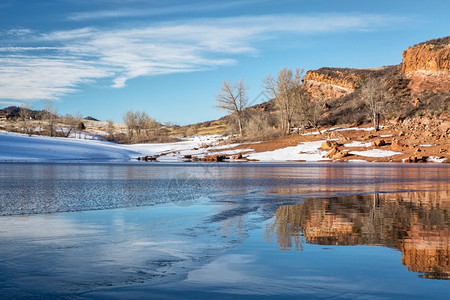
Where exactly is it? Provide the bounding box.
[0,131,139,162]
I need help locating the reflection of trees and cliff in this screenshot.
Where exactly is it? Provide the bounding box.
[266,190,450,280]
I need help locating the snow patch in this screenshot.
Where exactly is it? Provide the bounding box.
[247,141,328,162]
[344,141,371,147]
[428,156,447,163]
[349,149,402,158]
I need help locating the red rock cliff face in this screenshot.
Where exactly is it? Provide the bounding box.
[402,37,450,94]
[302,67,393,100]
[303,69,356,100]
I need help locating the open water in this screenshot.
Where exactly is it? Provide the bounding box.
[0,162,449,299]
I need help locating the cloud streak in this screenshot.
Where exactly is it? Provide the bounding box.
[0,13,405,102]
[67,0,266,21]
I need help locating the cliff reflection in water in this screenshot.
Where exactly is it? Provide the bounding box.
[266,189,450,280]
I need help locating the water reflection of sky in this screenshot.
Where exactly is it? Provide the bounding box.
[0,203,229,298]
[0,163,449,298]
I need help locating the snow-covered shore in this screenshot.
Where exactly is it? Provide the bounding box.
[0,131,246,162]
[1,128,444,163]
[0,131,139,162]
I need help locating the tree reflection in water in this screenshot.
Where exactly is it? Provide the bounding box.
[266,189,450,280]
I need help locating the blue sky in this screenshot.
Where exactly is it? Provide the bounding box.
[0,0,449,124]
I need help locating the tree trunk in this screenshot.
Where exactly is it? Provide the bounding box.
[237,115,243,137]
[373,111,379,131]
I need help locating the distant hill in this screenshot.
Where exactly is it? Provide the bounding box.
[0,106,43,120]
[0,106,100,122]
[84,116,100,121]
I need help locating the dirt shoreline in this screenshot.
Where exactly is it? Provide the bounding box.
[222,116,450,163]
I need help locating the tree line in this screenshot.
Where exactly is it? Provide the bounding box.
[3,101,87,138]
[216,66,387,139]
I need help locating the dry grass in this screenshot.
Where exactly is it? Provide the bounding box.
[169,120,228,136]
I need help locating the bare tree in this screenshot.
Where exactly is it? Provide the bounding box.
[144,116,160,136]
[106,119,115,141]
[43,100,58,137]
[264,67,304,134]
[60,112,81,137]
[215,79,248,136]
[73,111,84,138]
[19,103,34,136]
[135,111,151,136]
[295,92,324,134]
[362,78,384,131]
[123,110,160,140]
[123,110,137,137]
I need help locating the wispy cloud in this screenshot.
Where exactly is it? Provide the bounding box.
[0,13,405,102]
[67,0,264,21]
[5,28,35,37]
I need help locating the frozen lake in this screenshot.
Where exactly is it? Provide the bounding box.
[0,162,449,299]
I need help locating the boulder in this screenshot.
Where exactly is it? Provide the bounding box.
[371,139,386,147]
[391,140,406,151]
[200,154,228,162]
[403,156,428,163]
[321,140,339,150]
[143,156,157,161]
[338,137,351,144]
[231,153,243,160]
[325,147,348,160]
[333,150,348,159]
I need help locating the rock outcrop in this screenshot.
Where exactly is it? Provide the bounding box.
[301,36,449,101]
[303,68,356,100]
[302,67,394,100]
[402,37,450,73]
[402,36,450,94]
[303,68,361,100]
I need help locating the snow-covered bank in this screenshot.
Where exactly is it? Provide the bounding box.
[0,131,405,163]
[2,125,447,163]
[123,135,243,161]
[0,132,245,162]
[247,141,328,162]
[0,131,139,162]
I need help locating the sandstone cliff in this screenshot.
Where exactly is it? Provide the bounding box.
[402,37,450,73]
[302,68,356,100]
[402,36,450,94]
[303,36,449,99]
[303,67,395,100]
